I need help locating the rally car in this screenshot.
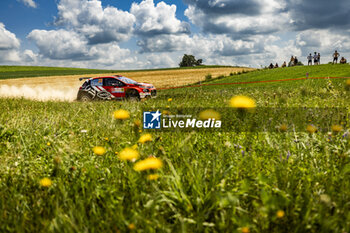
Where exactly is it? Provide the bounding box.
[77,75,157,101]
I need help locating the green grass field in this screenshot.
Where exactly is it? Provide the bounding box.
[0,64,349,232]
[0,65,235,80]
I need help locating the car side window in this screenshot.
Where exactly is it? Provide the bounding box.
[104,78,124,87]
[91,79,103,86]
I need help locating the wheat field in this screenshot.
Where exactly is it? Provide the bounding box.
[0,67,252,89]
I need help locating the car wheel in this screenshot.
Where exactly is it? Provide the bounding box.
[126,89,140,101]
[79,93,92,102]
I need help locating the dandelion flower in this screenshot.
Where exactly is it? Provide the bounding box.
[138,134,153,144]
[47,142,51,146]
[276,210,285,218]
[279,124,288,132]
[128,223,136,230]
[132,144,138,149]
[199,109,221,120]
[119,147,140,161]
[332,125,343,133]
[306,124,317,134]
[93,146,106,156]
[147,174,160,180]
[230,96,256,109]
[168,98,172,102]
[346,79,350,86]
[113,109,130,120]
[40,178,52,187]
[134,157,163,171]
[241,227,250,233]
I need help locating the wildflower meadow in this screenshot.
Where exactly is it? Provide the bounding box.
[0,64,349,232]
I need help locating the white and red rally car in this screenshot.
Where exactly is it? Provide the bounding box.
[77,75,156,101]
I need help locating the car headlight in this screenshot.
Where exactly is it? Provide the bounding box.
[143,89,149,92]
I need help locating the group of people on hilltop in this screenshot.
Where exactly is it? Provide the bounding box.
[307,52,321,65]
[268,57,297,69]
[332,50,347,64]
[267,50,348,69]
[288,56,299,67]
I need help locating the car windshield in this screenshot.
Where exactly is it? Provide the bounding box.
[117,76,138,84]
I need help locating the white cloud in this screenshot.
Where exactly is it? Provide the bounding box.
[26,28,136,69]
[27,29,88,60]
[184,0,290,37]
[18,0,37,8]
[56,0,135,44]
[131,0,190,36]
[0,23,21,62]
[145,53,176,68]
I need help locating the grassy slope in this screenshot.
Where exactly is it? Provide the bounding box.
[0,65,237,80]
[208,63,350,85]
[0,65,349,232]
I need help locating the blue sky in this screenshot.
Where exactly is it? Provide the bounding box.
[0,0,349,69]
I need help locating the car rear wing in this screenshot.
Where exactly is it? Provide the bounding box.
[79,77,91,81]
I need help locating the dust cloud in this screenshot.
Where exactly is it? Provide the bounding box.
[0,85,77,101]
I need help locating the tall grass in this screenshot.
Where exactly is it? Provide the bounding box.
[0,67,349,232]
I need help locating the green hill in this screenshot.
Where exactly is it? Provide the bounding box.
[203,63,350,87]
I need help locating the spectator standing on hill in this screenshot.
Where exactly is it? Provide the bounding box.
[313,52,318,65]
[307,53,313,65]
[294,57,299,66]
[274,63,279,68]
[282,61,287,68]
[269,63,274,69]
[318,53,321,64]
[289,56,295,66]
[333,50,340,64]
[340,57,347,64]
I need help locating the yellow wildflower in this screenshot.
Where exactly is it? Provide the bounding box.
[168,98,173,102]
[199,109,221,120]
[241,227,250,233]
[147,174,160,180]
[113,109,130,120]
[230,96,256,109]
[277,210,285,218]
[104,137,109,141]
[93,146,106,156]
[346,79,350,86]
[332,125,343,133]
[47,142,51,146]
[306,124,317,134]
[128,223,136,230]
[40,178,52,187]
[118,148,139,161]
[134,157,163,171]
[279,124,288,132]
[138,134,153,144]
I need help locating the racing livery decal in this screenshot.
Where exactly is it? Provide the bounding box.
[111,88,125,93]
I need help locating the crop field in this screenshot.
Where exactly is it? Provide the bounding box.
[0,66,251,89]
[0,64,350,232]
[0,65,240,80]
